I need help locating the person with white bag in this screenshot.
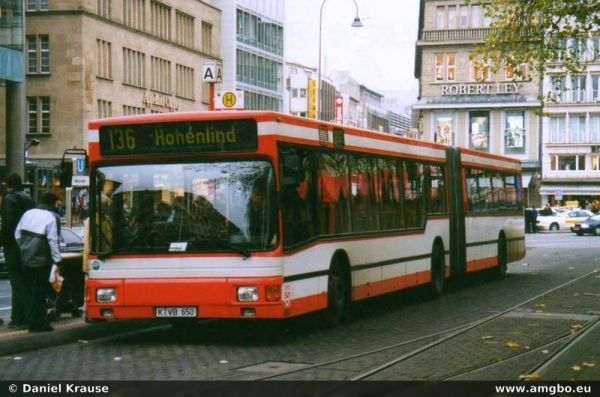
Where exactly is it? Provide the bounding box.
[15,193,62,333]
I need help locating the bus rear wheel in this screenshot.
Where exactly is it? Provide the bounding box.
[322,260,349,328]
[492,236,508,280]
[430,242,445,299]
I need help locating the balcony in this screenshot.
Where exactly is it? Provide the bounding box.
[421,28,496,43]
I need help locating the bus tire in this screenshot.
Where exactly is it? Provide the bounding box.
[322,258,350,328]
[493,235,508,280]
[430,241,445,299]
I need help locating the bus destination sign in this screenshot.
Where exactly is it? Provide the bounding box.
[99,119,258,156]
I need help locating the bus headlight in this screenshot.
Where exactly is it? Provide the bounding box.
[237,286,258,302]
[96,288,116,302]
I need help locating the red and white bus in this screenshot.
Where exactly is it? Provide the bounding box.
[84,111,526,325]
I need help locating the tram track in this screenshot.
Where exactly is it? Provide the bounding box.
[246,268,600,381]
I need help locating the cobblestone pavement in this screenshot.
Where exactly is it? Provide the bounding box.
[0,233,599,382]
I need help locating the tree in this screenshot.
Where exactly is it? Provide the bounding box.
[467,0,600,110]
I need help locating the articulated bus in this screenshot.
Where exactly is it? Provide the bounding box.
[85,111,526,326]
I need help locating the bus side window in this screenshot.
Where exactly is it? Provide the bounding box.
[279,147,317,248]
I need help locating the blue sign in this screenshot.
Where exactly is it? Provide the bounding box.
[75,158,86,175]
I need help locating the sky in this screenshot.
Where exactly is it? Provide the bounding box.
[284,0,420,96]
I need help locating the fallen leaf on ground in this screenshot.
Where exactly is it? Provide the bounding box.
[541,350,549,354]
[535,304,546,308]
[519,373,541,379]
[570,324,583,333]
[482,335,494,339]
[570,365,582,371]
[583,362,596,367]
[505,341,520,348]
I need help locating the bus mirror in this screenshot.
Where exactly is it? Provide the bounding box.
[282,154,300,186]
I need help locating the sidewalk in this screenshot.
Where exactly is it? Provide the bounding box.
[0,313,162,357]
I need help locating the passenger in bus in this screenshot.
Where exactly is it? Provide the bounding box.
[247,192,277,247]
[155,201,172,222]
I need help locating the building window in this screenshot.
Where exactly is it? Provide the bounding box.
[504,110,526,154]
[123,105,145,115]
[97,99,112,118]
[151,1,171,40]
[570,115,585,143]
[202,21,213,55]
[469,111,490,151]
[592,154,600,171]
[123,48,145,87]
[123,0,145,30]
[434,112,454,145]
[27,0,48,11]
[97,0,111,19]
[591,115,600,142]
[592,76,600,102]
[435,53,455,82]
[447,6,457,28]
[96,39,112,79]
[505,59,528,80]
[550,155,584,171]
[459,5,469,28]
[571,75,586,102]
[550,116,566,143]
[27,35,49,74]
[151,56,171,93]
[175,11,194,48]
[592,36,600,61]
[27,96,50,134]
[471,5,481,27]
[202,82,210,104]
[550,75,566,102]
[175,64,194,99]
[436,6,445,29]
[470,53,490,81]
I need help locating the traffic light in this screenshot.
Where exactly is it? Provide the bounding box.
[59,160,73,188]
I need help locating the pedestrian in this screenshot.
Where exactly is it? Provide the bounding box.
[539,203,552,216]
[0,173,36,329]
[524,206,532,233]
[15,192,62,333]
[530,206,538,233]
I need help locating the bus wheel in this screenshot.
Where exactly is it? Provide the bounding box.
[430,242,445,299]
[493,236,508,280]
[322,260,349,328]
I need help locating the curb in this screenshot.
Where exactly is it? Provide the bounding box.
[0,318,165,357]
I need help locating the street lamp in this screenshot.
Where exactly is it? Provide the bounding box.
[24,138,40,164]
[318,0,363,121]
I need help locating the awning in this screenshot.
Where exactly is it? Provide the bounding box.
[539,183,600,196]
[522,174,532,188]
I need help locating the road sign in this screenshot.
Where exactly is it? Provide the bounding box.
[555,189,563,200]
[214,91,244,110]
[202,61,223,83]
[75,158,86,174]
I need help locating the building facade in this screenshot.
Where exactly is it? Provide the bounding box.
[213,0,284,111]
[0,0,222,193]
[539,38,600,209]
[413,0,541,204]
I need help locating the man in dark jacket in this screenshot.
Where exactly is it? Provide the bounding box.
[15,193,61,333]
[0,173,36,329]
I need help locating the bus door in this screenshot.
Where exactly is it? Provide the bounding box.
[445,146,467,279]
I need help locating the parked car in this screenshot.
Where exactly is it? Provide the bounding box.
[536,209,594,231]
[571,214,600,236]
[0,227,84,275]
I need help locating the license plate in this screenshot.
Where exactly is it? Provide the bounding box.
[155,307,197,317]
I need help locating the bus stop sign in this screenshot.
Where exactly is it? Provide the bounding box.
[555,189,563,200]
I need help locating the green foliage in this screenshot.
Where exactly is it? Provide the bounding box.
[466,0,600,111]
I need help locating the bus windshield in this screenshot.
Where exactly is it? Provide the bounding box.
[91,160,277,257]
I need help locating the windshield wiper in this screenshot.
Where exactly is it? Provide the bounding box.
[207,239,251,259]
